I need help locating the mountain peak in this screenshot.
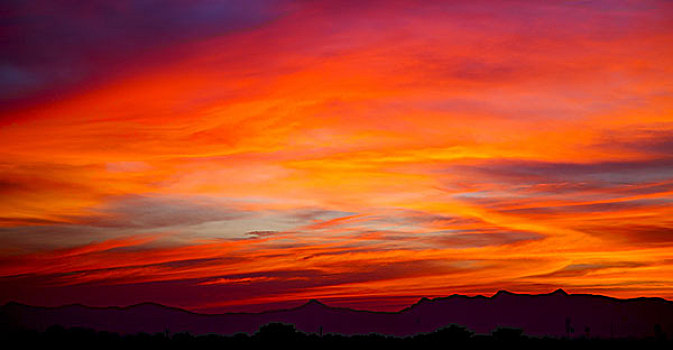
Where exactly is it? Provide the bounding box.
[301,299,327,308]
[550,288,568,296]
[494,290,515,297]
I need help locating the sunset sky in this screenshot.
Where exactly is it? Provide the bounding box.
[1,0,672,313]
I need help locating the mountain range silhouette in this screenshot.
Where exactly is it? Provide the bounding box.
[2,290,671,338]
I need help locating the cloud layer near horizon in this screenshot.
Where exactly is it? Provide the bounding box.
[1,0,672,312]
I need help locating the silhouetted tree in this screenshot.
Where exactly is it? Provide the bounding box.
[431,324,473,342]
[2,323,671,349]
[492,327,525,342]
[255,322,301,344]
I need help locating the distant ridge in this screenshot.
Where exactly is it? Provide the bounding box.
[2,290,672,338]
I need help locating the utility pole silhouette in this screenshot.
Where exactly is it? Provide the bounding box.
[610,322,615,338]
[565,318,574,338]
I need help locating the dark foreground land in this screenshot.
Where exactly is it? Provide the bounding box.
[2,323,670,350]
[4,291,673,338]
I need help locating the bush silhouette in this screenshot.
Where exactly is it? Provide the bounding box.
[434,324,473,340]
[255,322,301,342]
[419,324,473,345]
[492,327,525,342]
[2,322,672,349]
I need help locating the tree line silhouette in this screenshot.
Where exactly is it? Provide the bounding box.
[1,322,669,349]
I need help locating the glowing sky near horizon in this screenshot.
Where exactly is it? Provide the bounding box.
[1,0,673,312]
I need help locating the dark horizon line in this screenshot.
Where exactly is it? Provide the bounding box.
[4,288,672,317]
